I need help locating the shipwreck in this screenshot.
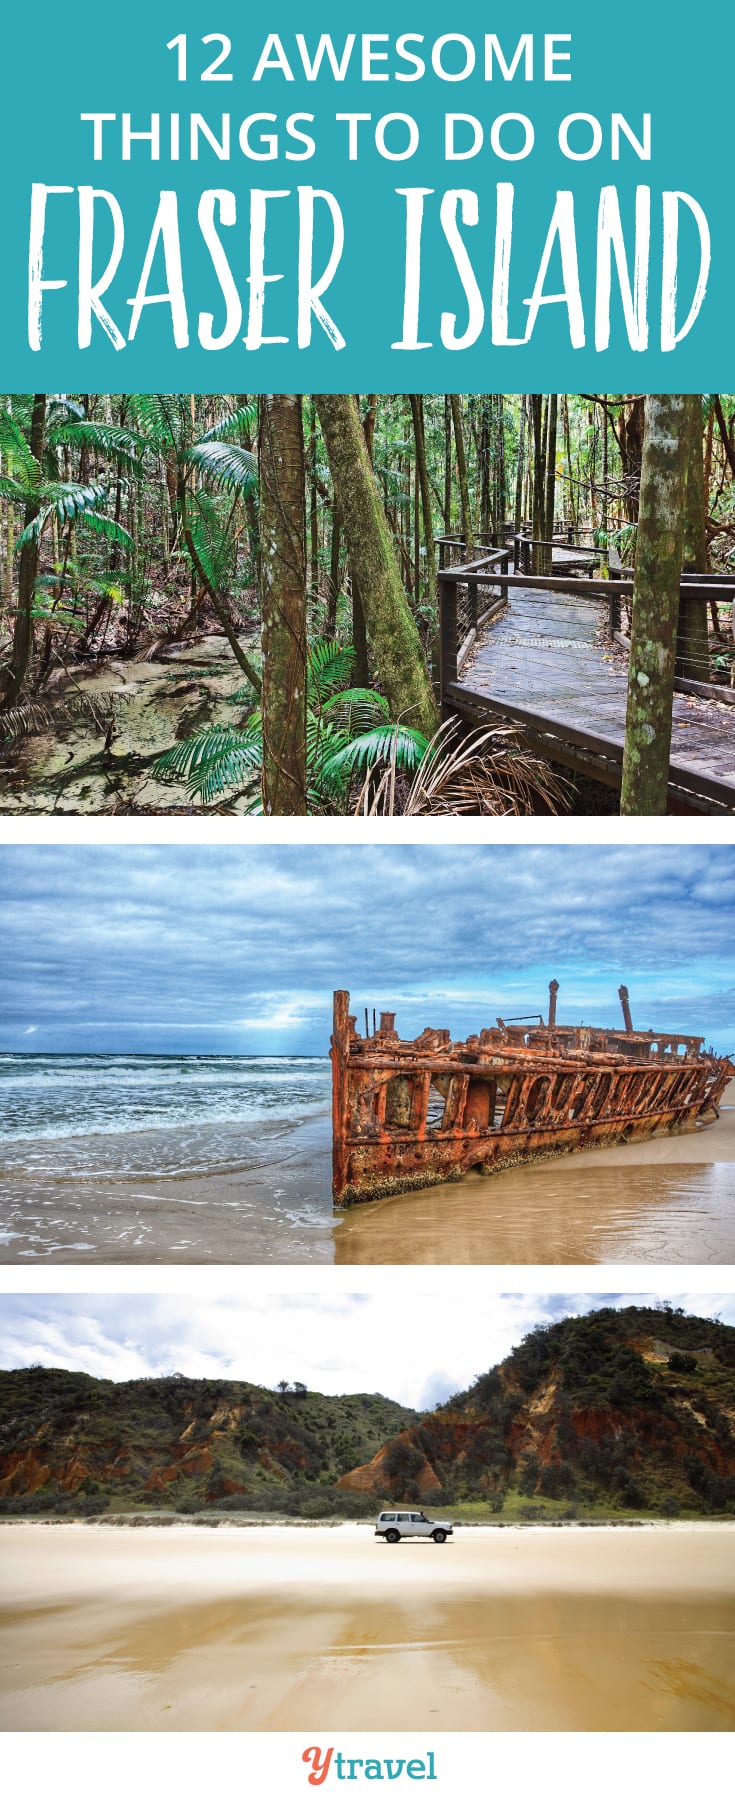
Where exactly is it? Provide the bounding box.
[330,982,733,1205]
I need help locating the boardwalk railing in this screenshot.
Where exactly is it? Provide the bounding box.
[438,547,511,694]
[439,544,735,702]
[436,541,735,811]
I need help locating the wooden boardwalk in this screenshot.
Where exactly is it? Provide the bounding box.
[439,548,735,813]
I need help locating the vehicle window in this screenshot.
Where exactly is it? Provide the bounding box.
[382,1514,395,1522]
[410,1513,423,1521]
[397,1513,410,1521]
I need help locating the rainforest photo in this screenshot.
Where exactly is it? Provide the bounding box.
[1,392,733,817]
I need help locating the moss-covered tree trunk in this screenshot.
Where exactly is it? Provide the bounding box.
[409,394,438,683]
[258,394,307,815]
[351,396,373,688]
[315,394,438,737]
[676,395,709,682]
[620,395,688,816]
[1,393,46,711]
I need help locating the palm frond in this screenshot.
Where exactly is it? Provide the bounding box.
[152,720,262,802]
[69,509,135,551]
[0,473,34,507]
[199,403,258,445]
[15,483,132,549]
[0,411,40,485]
[186,492,237,591]
[184,439,257,495]
[321,723,427,783]
[47,419,148,478]
[307,638,355,701]
[321,686,389,733]
[129,393,191,451]
[360,720,570,817]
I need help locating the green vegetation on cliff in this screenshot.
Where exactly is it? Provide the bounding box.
[1,1308,734,1521]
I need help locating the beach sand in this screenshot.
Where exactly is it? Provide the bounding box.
[336,1098,735,1266]
[1,1096,734,1266]
[0,1522,733,1732]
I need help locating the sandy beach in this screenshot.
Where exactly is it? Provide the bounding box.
[1,1093,734,1265]
[0,1522,733,1732]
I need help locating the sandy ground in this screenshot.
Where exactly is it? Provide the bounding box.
[0,1523,733,1732]
[337,1096,735,1265]
[1,1097,734,1266]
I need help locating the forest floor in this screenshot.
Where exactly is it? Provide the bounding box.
[0,631,256,813]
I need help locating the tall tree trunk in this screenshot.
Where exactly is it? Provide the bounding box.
[351,396,372,686]
[561,394,575,536]
[599,398,609,577]
[479,398,491,538]
[409,394,438,684]
[326,505,341,641]
[495,396,506,530]
[543,394,558,573]
[530,395,545,573]
[258,394,307,814]
[1,393,46,710]
[676,395,709,682]
[450,395,472,554]
[309,401,319,608]
[315,394,438,737]
[620,395,688,815]
[443,396,452,533]
[514,400,527,534]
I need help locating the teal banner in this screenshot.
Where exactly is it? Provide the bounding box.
[1,1,731,390]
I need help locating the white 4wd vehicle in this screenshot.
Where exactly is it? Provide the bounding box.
[375,1509,453,1544]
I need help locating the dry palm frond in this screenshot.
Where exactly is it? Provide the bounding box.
[354,719,570,817]
[0,697,55,741]
[1,686,121,744]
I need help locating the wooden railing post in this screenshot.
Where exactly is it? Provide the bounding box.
[438,572,457,715]
[608,568,622,634]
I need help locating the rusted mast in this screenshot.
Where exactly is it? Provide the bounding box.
[619,985,634,1032]
[548,979,559,1030]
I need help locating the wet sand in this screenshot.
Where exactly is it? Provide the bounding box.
[1,1097,734,1266]
[0,1116,332,1264]
[336,1104,735,1265]
[0,1523,733,1732]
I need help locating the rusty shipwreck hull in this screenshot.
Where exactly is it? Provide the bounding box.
[330,984,734,1206]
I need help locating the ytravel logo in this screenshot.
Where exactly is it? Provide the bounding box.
[302,1749,438,1785]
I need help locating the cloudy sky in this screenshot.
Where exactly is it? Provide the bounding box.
[1,1292,734,1410]
[0,843,733,1055]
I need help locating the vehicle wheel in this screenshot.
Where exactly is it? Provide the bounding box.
[432,1529,447,1543]
[385,1529,400,1544]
